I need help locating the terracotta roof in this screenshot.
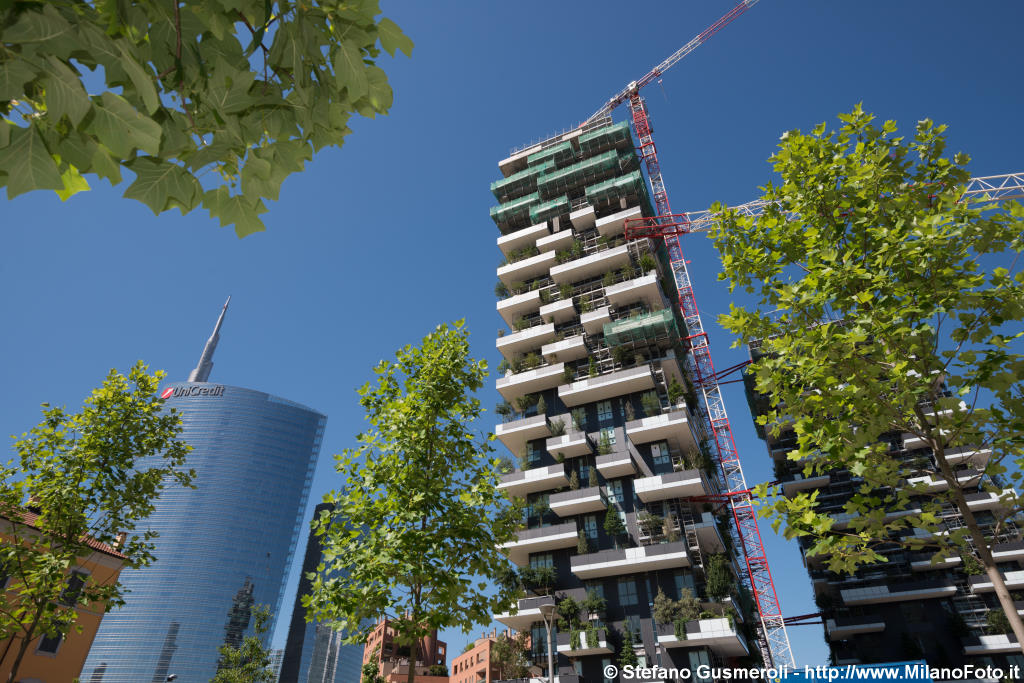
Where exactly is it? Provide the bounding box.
[2,510,128,560]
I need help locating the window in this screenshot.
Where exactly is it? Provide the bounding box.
[578,462,592,486]
[36,631,63,655]
[526,441,542,467]
[618,578,638,606]
[597,400,614,423]
[583,514,598,540]
[607,480,623,504]
[674,570,695,598]
[586,581,604,601]
[600,426,616,446]
[530,552,553,569]
[602,657,615,683]
[652,442,671,467]
[59,570,87,607]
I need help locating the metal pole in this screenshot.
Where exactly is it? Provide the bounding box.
[544,610,555,683]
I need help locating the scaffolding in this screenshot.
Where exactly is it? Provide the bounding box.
[490,191,540,232]
[585,170,648,208]
[578,120,632,157]
[491,160,555,202]
[529,194,570,224]
[536,150,636,199]
[526,140,574,167]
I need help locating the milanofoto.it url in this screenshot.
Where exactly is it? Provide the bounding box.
[604,662,1022,680]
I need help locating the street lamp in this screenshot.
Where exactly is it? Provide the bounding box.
[539,602,559,683]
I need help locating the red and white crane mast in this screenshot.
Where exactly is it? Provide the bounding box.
[589,0,794,669]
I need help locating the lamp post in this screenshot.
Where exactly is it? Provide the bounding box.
[539,602,558,683]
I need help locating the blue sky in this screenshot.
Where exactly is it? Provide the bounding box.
[2,0,1023,667]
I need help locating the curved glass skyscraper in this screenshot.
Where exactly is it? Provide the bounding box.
[82,300,326,683]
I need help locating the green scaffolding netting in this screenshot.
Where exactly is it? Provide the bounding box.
[578,121,633,157]
[490,191,540,230]
[527,140,574,167]
[535,150,632,200]
[585,170,647,207]
[529,194,570,224]
[603,309,681,346]
[491,161,555,202]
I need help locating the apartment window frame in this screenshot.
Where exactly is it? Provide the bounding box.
[35,630,63,656]
[618,577,638,607]
[597,400,614,423]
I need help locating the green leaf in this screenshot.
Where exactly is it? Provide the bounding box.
[88,92,162,158]
[3,5,74,44]
[124,158,201,214]
[0,59,38,101]
[377,18,414,58]
[117,46,160,115]
[55,165,90,201]
[365,66,393,112]
[333,41,368,100]
[0,125,63,198]
[43,57,92,127]
[202,186,268,237]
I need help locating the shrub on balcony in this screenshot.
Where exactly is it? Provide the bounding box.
[611,345,631,366]
[496,401,512,417]
[603,270,616,287]
[536,395,546,414]
[583,589,606,617]
[495,281,510,298]
[550,418,566,436]
[576,533,589,555]
[559,283,574,300]
[588,358,598,378]
[641,391,661,417]
[569,471,580,490]
[604,505,625,548]
[705,554,733,611]
[597,431,612,456]
[637,511,664,540]
[563,365,576,384]
[617,626,639,668]
[571,408,587,431]
[512,316,529,331]
[638,252,657,273]
[667,377,686,405]
[588,468,599,488]
[987,608,1012,635]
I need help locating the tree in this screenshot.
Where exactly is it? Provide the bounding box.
[704,554,733,613]
[0,1,412,237]
[603,505,625,549]
[713,106,1024,650]
[617,625,638,668]
[489,631,530,680]
[303,321,520,683]
[361,659,387,683]
[211,605,276,683]
[0,362,193,683]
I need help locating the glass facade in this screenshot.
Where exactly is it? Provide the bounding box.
[81,382,325,683]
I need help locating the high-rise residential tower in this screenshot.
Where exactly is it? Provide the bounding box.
[743,342,1024,670]
[82,299,327,683]
[489,119,758,681]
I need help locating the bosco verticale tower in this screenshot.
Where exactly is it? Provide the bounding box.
[488,118,761,682]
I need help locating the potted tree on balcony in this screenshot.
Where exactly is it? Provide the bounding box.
[604,505,626,550]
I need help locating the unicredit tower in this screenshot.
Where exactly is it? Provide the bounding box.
[83,298,326,683]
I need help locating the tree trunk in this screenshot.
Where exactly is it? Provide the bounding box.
[931,435,1024,653]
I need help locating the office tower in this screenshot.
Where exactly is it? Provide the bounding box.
[743,342,1024,670]
[489,118,757,681]
[82,299,327,683]
[279,502,361,683]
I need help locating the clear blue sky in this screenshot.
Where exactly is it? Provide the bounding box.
[2,0,1022,667]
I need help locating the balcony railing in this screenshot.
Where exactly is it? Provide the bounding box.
[570,540,689,579]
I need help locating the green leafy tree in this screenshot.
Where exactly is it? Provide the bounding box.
[361,658,386,683]
[0,1,412,236]
[303,321,519,683]
[704,554,733,613]
[489,631,530,680]
[211,605,276,683]
[0,362,194,683]
[617,625,638,668]
[603,505,625,549]
[713,106,1024,650]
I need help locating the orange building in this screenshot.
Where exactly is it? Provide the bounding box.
[362,617,448,682]
[0,512,126,683]
[448,629,510,683]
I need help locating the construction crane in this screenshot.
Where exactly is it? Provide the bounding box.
[577,0,795,669]
[625,172,1024,238]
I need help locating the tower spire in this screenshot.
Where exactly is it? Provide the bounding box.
[188,296,230,383]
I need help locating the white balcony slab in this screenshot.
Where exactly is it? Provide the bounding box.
[970,569,1024,593]
[595,206,642,237]
[497,250,557,286]
[657,618,748,657]
[549,486,605,517]
[691,513,727,553]
[634,469,708,502]
[497,290,542,327]
[570,204,596,231]
[494,596,555,631]
[841,581,956,605]
[781,474,831,498]
[942,446,992,468]
[604,271,665,310]
[964,489,1016,512]
[825,618,886,641]
[549,245,630,284]
[596,451,637,478]
[542,335,588,364]
[580,306,612,335]
[495,414,551,454]
[500,521,578,566]
[556,629,611,656]
[536,228,575,253]
[545,429,593,459]
[497,323,556,359]
[625,409,697,452]
[559,365,655,407]
[497,363,566,402]
[539,298,576,324]
[963,634,1021,654]
[571,541,689,579]
[498,222,550,256]
[498,464,569,498]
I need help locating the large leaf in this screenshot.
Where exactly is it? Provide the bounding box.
[203,186,267,237]
[43,57,91,127]
[0,59,38,101]
[377,17,413,58]
[333,41,368,100]
[124,157,201,214]
[0,125,63,198]
[87,92,162,158]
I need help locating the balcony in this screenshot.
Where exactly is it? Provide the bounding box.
[559,365,656,407]
[970,569,1024,593]
[840,578,956,605]
[656,619,748,657]
[497,363,566,402]
[604,308,680,347]
[992,540,1024,563]
[634,469,709,503]
[537,228,575,254]
[570,540,689,579]
[545,428,593,459]
[625,409,697,452]
[962,634,1021,655]
[497,290,542,327]
[498,464,569,498]
[904,468,982,493]
[909,553,961,572]
[830,507,920,531]
[494,595,556,631]
[501,521,578,566]
[549,244,631,284]
[497,250,557,286]
[556,629,612,656]
[496,414,551,454]
[943,446,992,468]
[596,449,639,478]
[580,305,612,335]
[690,512,727,553]
[595,205,642,237]
[964,489,1015,512]
[825,615,886,641]
[604,271,665,310]
[541,335,588,365]
[780,473,831,498]
[498,222,549,257]
[549,486,605,517]
[539,298,576,324]
[570,204,596,231]
[497,323,557,359]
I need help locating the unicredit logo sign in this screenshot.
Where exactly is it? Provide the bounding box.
[160,385,226,399]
